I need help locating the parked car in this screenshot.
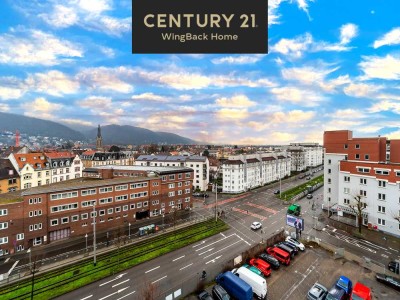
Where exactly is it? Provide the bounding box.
[350,282,371,300]
[277,241,299,255]
[201,193,210,198]
[198,290,213,300]
[335,276,353,295]
[306,193,313,199]
[326,286,346,300]
[388,261,400,274]
[193,192,201,197]
[266,246,290,266]
[287,204,301,216]
[275,243,295,258]
[232,266,268,300]
[375,273,400,291]
[307,282,328,300]
[242,263,264,277]
[306,176,311,180]
[273,189,280,194]
[212,284,230,300]
[258,253,280,269]
[216,271,253,300]
[249,258,271,277]
[285,236,305,251]
[250,221,262,230]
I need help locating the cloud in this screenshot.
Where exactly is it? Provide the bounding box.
[268,0,285,26]
[359,54,400,80]
[217,108,249,120]
[39,4,78,28]
[0,77,25,99]
[339,23,358,45]
[271,33,313,58]
[0,28,83,66]
[271,131,297,143]
[60,118,93,127]
[270,86,326,106]
[292,0,314,20]
[25,70,79,96]
[331,109,367,119]
[386,130,400,139]
[343,83,383,98]
[131,92,167,102]
[368,101,400,114]
[211,55,265,65]
[215,95,256,108]
[373,27,400,48]
[77,67,133,93]
[0,103,10,112]
[21,97,63,119]
[272,110,316,123]
[77,96,112,109]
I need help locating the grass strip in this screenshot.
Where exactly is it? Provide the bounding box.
[279,175,324,201]
[2,219,229,300]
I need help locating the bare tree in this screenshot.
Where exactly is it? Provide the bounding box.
[346,194,367,234]
[140,279,158,300]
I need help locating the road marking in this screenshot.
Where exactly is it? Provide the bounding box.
[8,260,19,275]
[220,232,226,237]
[145,266,160,273]
[99,287,129,300]
[152,275,167,284]
[206,255,222,264]
[116,291,136,300]
[271,221,277,225]
[203,240,242,259]
[80,296,93,300]
[232,207,266,220]
[193,241,206,248]
[245,202,277,214]
[198,248,214,255]
[112,279,130,288]
[172,255,185,262]
[99,274,126,286]
[195,234,235,252]
[332,228,337,232]
[381,254,389,258]
[389,247,399,252]
[179,263,193,270]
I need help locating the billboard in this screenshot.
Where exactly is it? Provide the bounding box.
[286,214,304,231]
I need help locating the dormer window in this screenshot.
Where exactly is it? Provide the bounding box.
[66,161,70,166]
[60,161,64,167]
[53,162,57,167]
[21,157,26,162]
[40,156,44,160]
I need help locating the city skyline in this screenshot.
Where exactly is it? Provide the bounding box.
[0,0,400,145]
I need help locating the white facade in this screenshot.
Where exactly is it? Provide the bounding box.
[290,143,323,168]
[135,155,209,191]
[222,153,291,193]
[323,153,347,211]
[49,155,83,183]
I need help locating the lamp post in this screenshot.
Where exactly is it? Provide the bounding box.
[85,234,88,252]
[27,248,32,270]
[162,214,165,231]
[215,181,218,222]
[92,204,97,266]
[128,223,131,239]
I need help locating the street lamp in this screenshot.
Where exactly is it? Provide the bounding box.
[27,248,31,270]
[162,214,165,231]
[128,223,131,239]
[85,234,88,252]
[92,204,97,266]
[215,180,218,222]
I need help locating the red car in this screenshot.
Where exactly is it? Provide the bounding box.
[249,258,271,277]
[351,282,371,300]
[266,246,291,266]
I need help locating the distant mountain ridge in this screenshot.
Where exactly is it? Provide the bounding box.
[85,124,197,145]
[0,112,85,140]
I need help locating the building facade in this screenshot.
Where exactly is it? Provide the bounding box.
[44,152,83,183]
[286,148,306,172]
[323,130,400,237]
[221,153,291,193]
[289,143,323,168]
[0,165,193,255]
[135,155,210,191]
[0,159,20,194]
[81,150,134,168]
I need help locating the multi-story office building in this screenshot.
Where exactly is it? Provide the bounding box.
[323,130,400,236]
[221,153,291,193]
[135,155,209,191]
[0,165,193,255]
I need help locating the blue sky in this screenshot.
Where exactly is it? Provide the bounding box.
[0,0,399,144]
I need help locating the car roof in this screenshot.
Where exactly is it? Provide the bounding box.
[310,283,328,296]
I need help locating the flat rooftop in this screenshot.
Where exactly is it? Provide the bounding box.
[90,165,194,173]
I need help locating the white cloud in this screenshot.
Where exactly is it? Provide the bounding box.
[131,92,167,102]
[386,130,400,139]
[368,101,400,114]
[78,96,112,109]
[60,118,93,127]
[99,46,115,58]
[0,103,10,112]
[25,70,79,96]
[271,33,313,58]
[0,77,25,99]
[373,27,400,48]
[268,0,285,26]
[211,55,265,65]
[215,95,256,108]
[217,108,249,120]
[39,5,78,28]
[21,97,63,119]
[359,54,400,80]
[0,28,83,66]
[270,86,326,106]
[281,65,339,87]
[339,23,358,45]
[331,109,367,119]
[343,83,383,98]
[271,131,297,143]
[77,67,133,93]
[292,0,313,20]
[272,110,316,123]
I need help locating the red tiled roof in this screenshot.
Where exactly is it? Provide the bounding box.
[262,157,276,161]
[13,153,48,170]
[83,150,96,155]
[45,152,75,159]
[223,160,244,165]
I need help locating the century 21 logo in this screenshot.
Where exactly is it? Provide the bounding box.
[143,14,257,28]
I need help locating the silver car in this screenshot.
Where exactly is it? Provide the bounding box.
[285,236,305,251]
[307,282,328,300]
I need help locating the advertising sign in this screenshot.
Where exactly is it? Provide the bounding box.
[286,214,304,231]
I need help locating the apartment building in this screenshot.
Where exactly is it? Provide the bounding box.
[221,153,291,193]
[323,130,400,237]
[0,159,20,194]
[81,150,134,168]
[0,165,193,255]
[286,148,306,172]
[289,143,323,168]
[44,152,83,183]
[135,155,209,191]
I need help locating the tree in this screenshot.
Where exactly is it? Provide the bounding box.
[109,145,120,152]
[347,194,367,234]
[140,279,158,300]
[203,149,209,157]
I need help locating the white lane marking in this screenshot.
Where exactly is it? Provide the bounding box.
[193,241,206,248]
[271,221,277,225]
[152,275,167,284]
[179,263,193,270]
[362,239,388,250]
[220,232,226,238]
[206,255,222,264]
[99,274,126,286]
[203,240,242,259]
[198,248,214,255]
[112,279,130,288]
[172,255,185,262]
[195,234,235,251]
[323,229,377,253]
[332,229,337,232]
[381,254,389,258]
[99,287,129,300]
[389,247,399,253]
[145,266,160,273]
[116,291,136,300]
[80,296,93,300]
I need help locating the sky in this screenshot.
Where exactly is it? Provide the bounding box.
[0,0,400,145]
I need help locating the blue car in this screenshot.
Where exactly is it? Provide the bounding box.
[335,276,353,295]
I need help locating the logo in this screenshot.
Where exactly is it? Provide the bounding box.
[132,0,268,54]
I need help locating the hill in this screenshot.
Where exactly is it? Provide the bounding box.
[85,124,197,145]
[0,112,85,140]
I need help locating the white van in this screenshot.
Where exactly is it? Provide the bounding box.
[232,266,267,299]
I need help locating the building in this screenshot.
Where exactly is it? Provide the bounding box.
[289,143,323,168]
[0,159,20,194]
[0,165,193,255]
[96,124,103,151]
[323,130,400,237]
[286,148,306,172]
[221,153,291,193]
[44,152,83,183]
[81,150,134,168]
[135,155,209,191]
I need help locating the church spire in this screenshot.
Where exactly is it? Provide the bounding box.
[96,124,103,150]
[97,124,102,138]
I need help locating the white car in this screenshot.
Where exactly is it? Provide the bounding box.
[285,236,305,251]
[251,221,262,230]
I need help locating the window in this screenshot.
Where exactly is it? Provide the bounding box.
[99,187,113,193]
[377,218,386,226]
[81,189,96,196]
[116,195,129,201]
[185,181,191,186]
[344,144,348,149]
[178,174,182,179]
[357,167,370,173]
[186,172,191,178]
[152,200,159,205]
[115,184,128,191]
[99,210,105,216]
[152,182,159,186]
[81,213,88,220]
[107,208,114,214]
[169,175,175,180]
[81,200,96,207]
[130,203,136,209]
[51,191,78,200]
[51,203,78,213]
[161,176,167,181]
[344,176,350,182]
[123,205,128,211]
[360,178,367,185]
[378,180,387,188]
[355,154,360,159]
[99,197,113,204]
[168,191,175,197]
[143,201,148,207]
[344,198,350,205]
[0,237,8,244]
[130,182,148,189]
[396,171,400,177]
[137,202,142,208]
[8,178,16,184]
[178,182,182,187]
[328,159,331,164]
[115,207,121,213]
[152,190,159,195]
[344,188,350,194]
[185,197,190,202]
[360,190,367,196]
[378,206,386,213]
[178,190,182,195]
[17,233,24,241]
[0,222,8,230]
[169,201,175,206]
[355,144,360,149]
[375,169,390,175]
[365,154,369,160]
[185,188,190,194]
[0,209,7,216]
[130,192,147,199]
[61,217,69,224]
[328,169,331,174]
[378,193,386,200]
[71,215,79,222]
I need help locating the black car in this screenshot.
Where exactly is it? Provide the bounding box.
[388,261,399,274]
[200,193,209,198]
[376,273,400,291]
[278,241,299,255]
[198,290,213,300]
[258,253,280,269]
[275,243,295,258]
[212,284,230,300]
